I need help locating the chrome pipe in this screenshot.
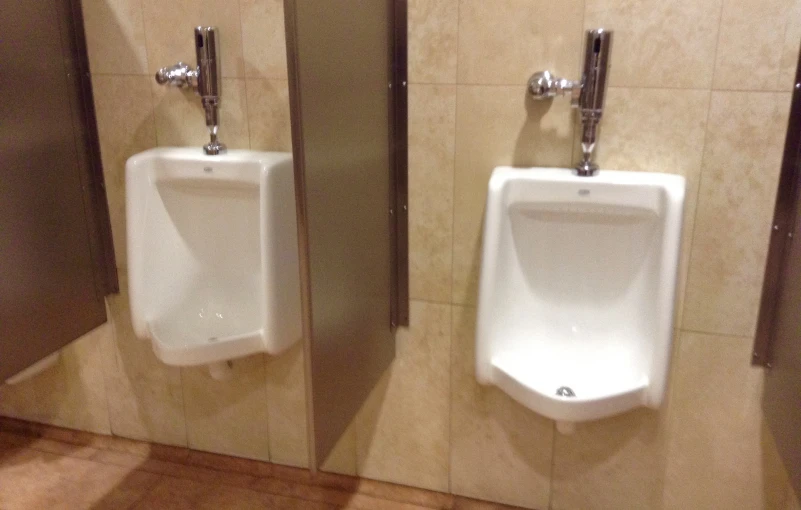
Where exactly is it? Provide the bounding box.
[576,29,612,176]
[194,26,226,155]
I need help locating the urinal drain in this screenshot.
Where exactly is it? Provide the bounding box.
[556,386,576,397]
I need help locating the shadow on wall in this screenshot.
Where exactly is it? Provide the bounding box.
[514,91,567,168]
[762,419,793,509]
[0,332,106,434]
[83,0,143,75]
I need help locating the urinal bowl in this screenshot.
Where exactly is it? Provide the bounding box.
[126,148,301,369]
[476,167,685,426]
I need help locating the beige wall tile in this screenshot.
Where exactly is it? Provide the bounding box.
[82,0,148,74]
[457,0,583,85]
[551,409,669,510]
[141,0,245,78]
[0,324,112,435]
[356,301,450,492]
[779,2,801,91]
[408,0,458,84]
[683,92,791,337]
[714,0,795,91]
[246,79,292,152]
[450,305,553,509]
[408,85,455,303]
[182,355,270,461]
[663,332,788,510]
[104,273,187,446]
[92,75,156,269]
[585,0,722,88]
[240,0,287,80]
[594,87,710,328]
[152,78,250,150]
[452,85,575,305]
[265,343,308,468]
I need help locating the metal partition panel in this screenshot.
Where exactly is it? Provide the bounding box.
[0,0,116,380]
[285,0,406,467]
[756,47,801,500]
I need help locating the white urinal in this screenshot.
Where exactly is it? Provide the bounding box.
[476,167,685,432]
[126,148,301,374]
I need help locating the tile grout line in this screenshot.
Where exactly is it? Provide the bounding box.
[100,300,116,436]
[236,0,253,150]
[678,328,753,342]
[547,421,557,510]
[776,4,793,92]
[242,78,254,150]
[91,71,153,77]
[178,367,191,451]
[434,82,795,94]
[411,296,453,307]
[679,0,727,329]
[260,354,273,463]
[448,0,462,496]
[137,0,160,148]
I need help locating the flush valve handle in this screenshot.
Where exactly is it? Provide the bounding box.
[155,62,198,89]
[527,71,581,105]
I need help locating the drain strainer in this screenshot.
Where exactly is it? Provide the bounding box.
[556,386,576,397]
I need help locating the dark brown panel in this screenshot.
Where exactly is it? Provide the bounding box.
[0,0,115,380]
[64,0,119,296]
[756,47,801,501]
[754,51,801,366]
[390,0,409,328]
[285,0,404,468]
[763,194,801,500]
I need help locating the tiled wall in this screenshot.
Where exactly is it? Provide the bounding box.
[1,0,801,509]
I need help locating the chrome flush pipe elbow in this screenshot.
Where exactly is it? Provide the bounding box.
[154,26,226,155]
[527,28,613,176]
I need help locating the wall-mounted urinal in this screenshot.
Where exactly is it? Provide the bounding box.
[126,148,301,378]
[476,167,685,432]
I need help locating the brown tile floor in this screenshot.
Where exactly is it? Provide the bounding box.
[0,418,527,510]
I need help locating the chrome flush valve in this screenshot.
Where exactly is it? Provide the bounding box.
[155,26,226,155]
[527,29,613,176]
